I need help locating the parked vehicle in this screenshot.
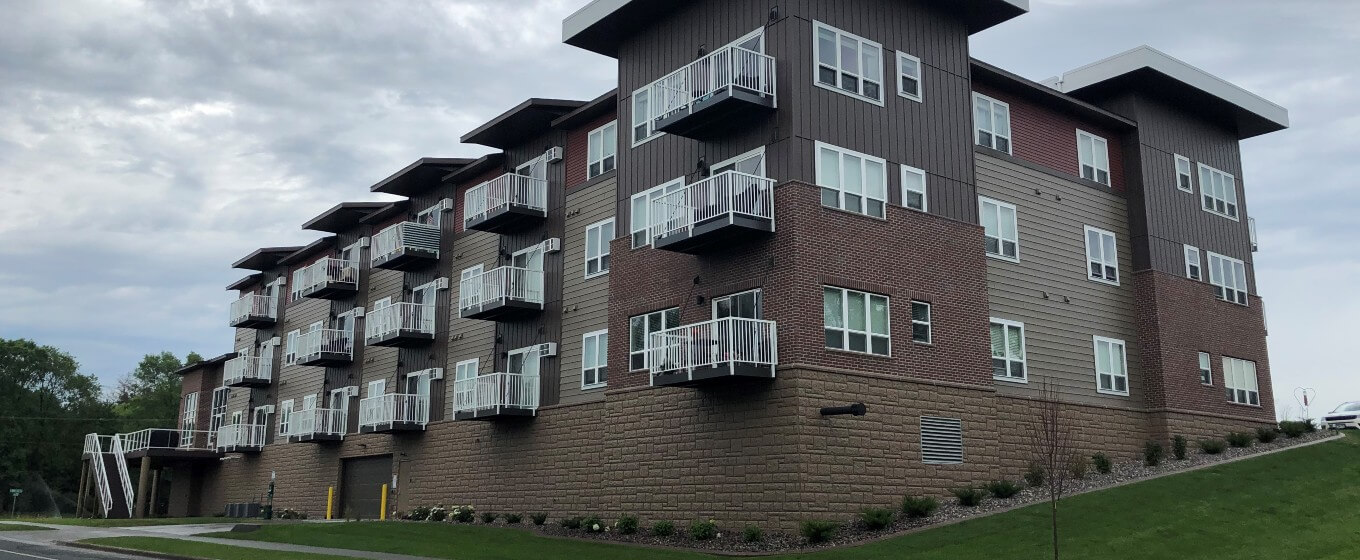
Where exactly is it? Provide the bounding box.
[1323,402,1360,430]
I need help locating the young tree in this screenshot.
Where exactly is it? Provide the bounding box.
[113,351,202,431]
[1026,381,1077,560]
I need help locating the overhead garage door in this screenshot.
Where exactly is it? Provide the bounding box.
[340,455,392,519]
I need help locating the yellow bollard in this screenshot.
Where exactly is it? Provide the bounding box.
[379,484,388,521]
[326,487,334,520]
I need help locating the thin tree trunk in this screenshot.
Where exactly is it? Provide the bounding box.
[1051,500,1060,560]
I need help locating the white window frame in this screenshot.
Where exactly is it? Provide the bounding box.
[584,218,614,279]
[710,146,767,177]
[586,120,617,179]
[284,330,300,366]
[1223,356,1259,406]
[900,164,927,212]
[813,21,884,105]
[629,177,685,248]
[1083,225,1120,285]
[415,201,444,229]
[1207,251,1249,306]
[631,86,663,147]
[1092,336,1130,396]
[990,318,1027,383]
[1198,351,1213,386]
[1184,245,1202,281]
[823,286,891,357]
[367,379,386,398]
[910,300,931,344]
[815,141,888,219]
[973,92,1012,154]
[180,392,198,433]
[1174,154,1194,193]
[581,329,608,389]
[629,308,679,371]
[979,196,1019,262]
[896,51,923,102]
[1197,163,1239,220]
[278,399,294,436]
[1076,130,1111,186]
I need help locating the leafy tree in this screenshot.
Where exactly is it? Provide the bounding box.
[113,351,202,432]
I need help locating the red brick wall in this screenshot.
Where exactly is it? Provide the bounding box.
[974,84,1127,193]
[565,113,617,189]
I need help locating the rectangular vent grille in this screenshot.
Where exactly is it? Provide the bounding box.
[920,416,964,465]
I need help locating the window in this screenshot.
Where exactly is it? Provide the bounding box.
[1175,154,1194,192]
[814,21,883,103]
[901,165,927,212]
[1093,336,1129,396]
[289,268,306,302]
[920,417,964,465]
[587,121,617,179]
[367,380,385,398]
[1199,352,1213,385]
[629,308,679,370]
[979,197,1019,261]
[1084,226,1119,285]
[1198,163,1239,219]
[816,142,887,218]
[453,358,478,410]
[990,319,1026,382]
[416,201,443,228]
[1184,245,1202,281]
[631,86,660,146]
[629,178,685,248]
[1207,252,1249,305]
[582,329,608,388]
[1077,130,1110,185]
[208,387,228,446]
[584,218,614,278]
[713,289,762,320]
[1223,357,1259,405]
[823,286,890,356]
[180,392,198,433]
[278,399,294,436]
[910,301,931,344]
[284,330,300,366]
[896,51,922,102]
[973,93,1012,153]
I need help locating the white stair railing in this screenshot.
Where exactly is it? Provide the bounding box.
[358,393,428,429]
[229,294,277,325]
[646,317,778,383]
[458,266,544,311]
[463,173,548,226]
[299,328,354,361]
[648,171,775,241]
[650,45,777,126]
[365,303,435,341]
[453,373,540,415]
[109,434,134,514]
[371,222,441,265]
[292,258,359,299]
[83,434,113,517]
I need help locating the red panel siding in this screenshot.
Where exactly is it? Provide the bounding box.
[565,113,617,189]
[975,84,1126,193]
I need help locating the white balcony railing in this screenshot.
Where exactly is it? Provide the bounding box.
[453,372,540,415]
[229,294,277,325]
[223,354,273,385]
[216,424,267,450]
[299,328,354,362]
[648,171,775,240]
[292,257,359,299]
[292,407,347,438]
[646,317,778,382]
[458,266,544,312]
[365,302,435,341]
[371,221,441,265]
[464,173,548,225]
[650,45,777,126]
[358,393,429,429]
[118,429,217,453]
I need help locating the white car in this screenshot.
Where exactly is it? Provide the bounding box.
[1323,402,1360,430]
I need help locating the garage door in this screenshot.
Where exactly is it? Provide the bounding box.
[340,455,392,519]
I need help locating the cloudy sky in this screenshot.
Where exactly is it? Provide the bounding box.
[0,0,1353,419]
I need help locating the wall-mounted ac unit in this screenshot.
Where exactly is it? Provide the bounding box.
[427,368,445,380]
[357,237,370,248]
[343,386,359,397]
[436,198,454,212]
[433,277,450,290]
[267,337,281,346]
[351,306,365,318]
[534,343,558,358]
[542,238,562,254]
[545,146,564,163]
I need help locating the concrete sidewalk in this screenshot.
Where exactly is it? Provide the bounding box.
[0,522,442,560]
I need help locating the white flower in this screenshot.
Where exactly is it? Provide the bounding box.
[592,523,601,531]
[716,533,723,538]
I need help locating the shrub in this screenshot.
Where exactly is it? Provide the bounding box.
[530,513,547,526]
[1226,432,1255,448]
[652,521,675,537]
[277,508,307,520]
[1303,418,1317,433]
[799,520,839,544]
[1256,427,1279,443]
[480,512,498,524]
[560,516,584,530]
[407,505,431,522]
[901,496,938,519]
[952,486,986,507]
[1024,463,1046,488]
[449,505,475,524]
[427,505,448,522]
[583,515,604,533]
[859,507,894,530]
[1279,421,1308,438]
[689,519,718,541]
[1092,453,1113,474]
[1172,435,1188,460]
[1199,439,1227,455]
[504,513,522,524]
[1144,441,1165,466]
[614,514,639,535]
[985,480,1022,499]
[743,525,764,543]
[1068,454,1089,480]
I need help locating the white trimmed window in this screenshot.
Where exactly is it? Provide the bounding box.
[1223,357,1259,406]
[278,399,294,436]
[1077,130,1110,185]
[910,301,931,344]
[990,318,1026,382]
[973,93,1012,153]
[415,201,444,228]
[901,165,927,212]
[1175,154,1194,192]
[814,21,883,104]
[587,121,617,179]
[896,51,922,102]
[584,218,614,278]
[824,286,890,356]
[1093,336,1129,396]
[629,178,685,248]
[1184,245,1202,281]
[1198,163,1239,219]
[631,86,660,146]
[816,142,887,218]
[284,330,300,366]
[630,308,679,370]
[1199,351,1213,386]
[979,197,1019,261]
[180,392,198,433]
[582,329,608,389]
[1084,226,1119,285]
[1207,251,1248,305]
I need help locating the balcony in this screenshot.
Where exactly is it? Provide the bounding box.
[117,429,220,461]
[646,317,778,387]
[223,355,273,388]
[228,294,277,328]
[365,302,435,348]
[297,328,354,367]
[358,393,428,433]
[216,424,266,454]
[453,372,539,420]
[288,408,347,443]
[463,173,548,234]
[293,258,359,300]
[458,266,544,321]
[649,45,777,140]
[649,171,775,253]
[371,222,440,271]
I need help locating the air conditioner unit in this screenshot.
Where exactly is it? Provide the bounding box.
[357,237,370,248]
[433,277,450,290]
[542,238,562,254]
[534,343,558,358]
[351,306,365,318]
[343,386,359,397]
[544,146,564,163]
[428,368,445,380]
[267,337,281,346]
[438,198,454,212]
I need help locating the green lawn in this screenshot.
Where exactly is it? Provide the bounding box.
[78,537,356,560]
[0,523,55,531]
[8,516,235,527]
[114,432,1360,560]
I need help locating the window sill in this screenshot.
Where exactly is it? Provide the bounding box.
[987,253,1020,264]
[814,81,885,107]
[1201,207,1241,222]
[820,204,888,222]
[581,383,607,391]
[826,347,893,360]
[584,271,609,281]
[1088,276,1120,287]
[897,91,922,103]
[912,340,933,347]
[993,376,1028,385]
[631,131,664,149]
[1226,401,1261,408]
[1096,389,1131,397]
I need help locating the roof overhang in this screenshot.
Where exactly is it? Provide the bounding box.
[358,200,411,226]
[232,246,303,271]
[279,236,337,266]
[174,352,237,376]
[563,0,1028,56]
[302,202,389,233]
[1045,46,1289,140]
[225,273,263,292]
[552,89,618,130]
[461,99,587,149]
[971,59,1136,132]
[369,158,474,196]
[442,153,507,185]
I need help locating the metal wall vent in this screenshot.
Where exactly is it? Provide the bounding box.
[920,416,964,465]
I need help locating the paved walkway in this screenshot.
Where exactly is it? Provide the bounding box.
[0,522,441,560]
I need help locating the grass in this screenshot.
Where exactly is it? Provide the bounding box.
[0,522,55,531]
[9,516,235,527]
[79,537,355,560]
[110,432,1360,560]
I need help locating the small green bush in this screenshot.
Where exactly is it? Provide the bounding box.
[583,515,604,533]
[1068,455,1089,480]
[901,496,938,519]
[1024,463,1046,488]
[1199,439,1227,455]
[449,505,475,523]
[743,525,764,543]
[1172,435,1188,460]
[799,520,840,544]
[615,514,639,535]
[1256,427,1279,443]
[1279,421,1307,438]
[1144,441,1165,466]
[560,516,583,530]
[428,505,448,523]
[1303,418,1317,433]
[480,512,498,524]
[952,486,986,507]
[689,519,717,541]
[859,507,894,530]
[277,508,307,520]
[1092,453,1113,474]
[1226,431,1255,448]
[530,513,547,526]
[503,513,522,524]
[985,480,1022,499]
[407,506,431,521]
[652,521,675,537]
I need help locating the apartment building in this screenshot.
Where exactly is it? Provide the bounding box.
[79,0,1286,528]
